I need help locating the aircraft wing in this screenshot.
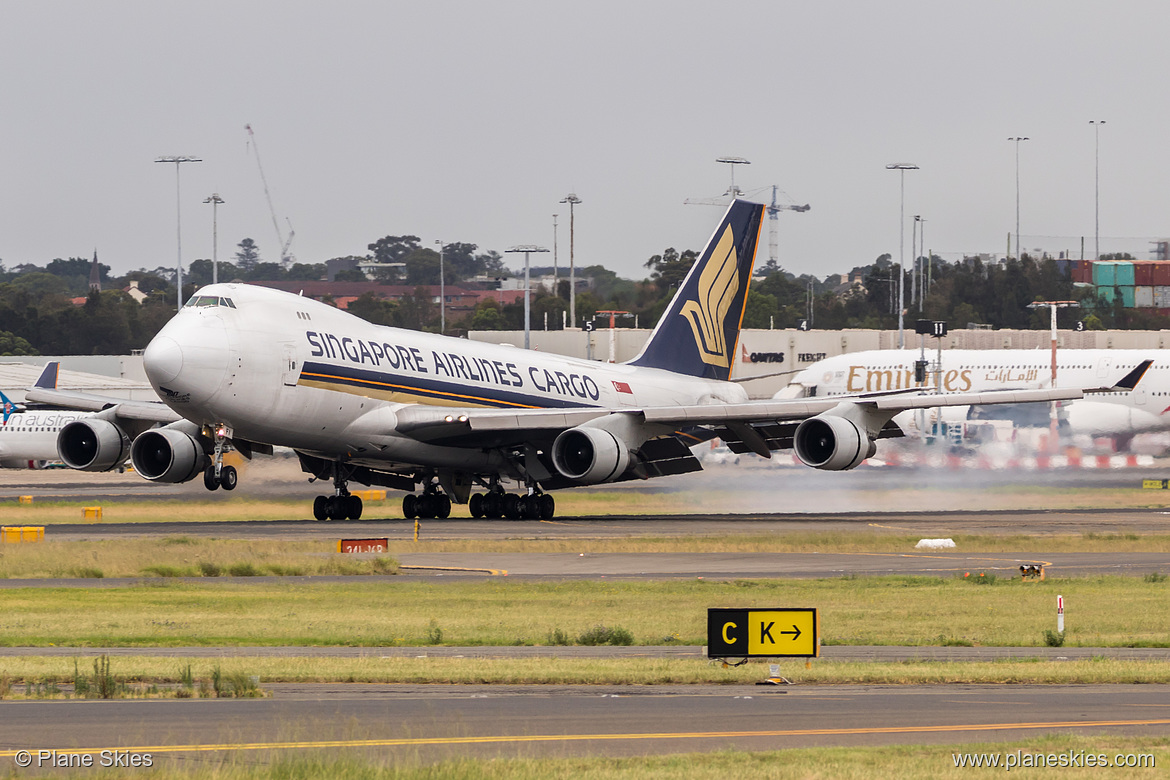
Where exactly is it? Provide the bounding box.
[22,362,179,424]
[393,360,1152,458]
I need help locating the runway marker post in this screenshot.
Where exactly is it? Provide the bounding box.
[1057,594,1065,634]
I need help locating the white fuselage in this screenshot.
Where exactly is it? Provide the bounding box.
[143,284,750,470]
[0,410,91,467]
[777,349,1168,437]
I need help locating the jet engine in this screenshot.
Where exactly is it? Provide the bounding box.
[58,419,131,472]
[793,413,876,471]
[551,426,632,484]
[130,428,208,484]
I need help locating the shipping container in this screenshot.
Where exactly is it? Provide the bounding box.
[1135,261,1156,286]
[1092,262,1116,286]
[1154,286,1170,308]
[1056,258,1071,278]
[1114,262,1135,287]
[1072,264,1093,284]
[1154,263,1170,286]
[1118,285,1136,308]
[1135,285,1154,308]
[1096,285,1117,304]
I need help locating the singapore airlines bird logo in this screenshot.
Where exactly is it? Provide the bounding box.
[678,225,739,368]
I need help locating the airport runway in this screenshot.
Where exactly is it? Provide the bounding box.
[1,684,1168,765]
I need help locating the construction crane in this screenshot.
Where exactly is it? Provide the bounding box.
[767,184,810,267]
[244,124,296,267]
[685,156,809,266]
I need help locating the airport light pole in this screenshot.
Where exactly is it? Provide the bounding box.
[435,240,445,334]
[1008,137,1029,260]
[914,215,926,311]
[552,214,559,286]
[886,163,918,348]
[1090,121,1105,260]
[560,193,582,327]
[203,193,225,285]
[156,155,202,310]
[506,245,549,349]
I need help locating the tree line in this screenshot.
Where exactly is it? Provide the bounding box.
[0,235,1157,356]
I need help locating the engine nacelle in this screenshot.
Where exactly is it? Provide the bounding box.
[551,426,632,484]
[58,419,131,472]
[130,429,208,483]
[793,414,876,471]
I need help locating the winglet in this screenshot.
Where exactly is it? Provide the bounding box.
[33,361,59,390]
[1112,359,1153,391]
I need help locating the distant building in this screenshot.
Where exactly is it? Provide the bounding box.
[88,250,101,292]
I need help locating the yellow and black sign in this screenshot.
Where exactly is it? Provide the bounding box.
[707,608,819,658]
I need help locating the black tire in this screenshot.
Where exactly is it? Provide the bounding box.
[469,493,484,518]
[437,494,452,519]
[482,493,499,519]
[219,465,237,491]
[539,493,555,520]
[402,494,417,519]
[203,466,220,492]
[520,495,539,520]
[313,495,328,521]
[346,494,363,520]
[416,494,434,519]
[325,496,342,521]
[504,493,521,520]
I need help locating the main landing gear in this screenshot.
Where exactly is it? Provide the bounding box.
[312,462,363,521]
[203,425,237,491]
[402,481,452,520]
[468,489,554,520]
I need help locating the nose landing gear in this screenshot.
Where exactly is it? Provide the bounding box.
[202,424,237,491]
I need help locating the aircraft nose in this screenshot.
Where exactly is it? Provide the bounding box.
[143,336,183,384]
[144,314,230,407]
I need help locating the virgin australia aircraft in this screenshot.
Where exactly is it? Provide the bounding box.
[26,201,1148,521]
[0,389,91,468]
[776,349,1165,448]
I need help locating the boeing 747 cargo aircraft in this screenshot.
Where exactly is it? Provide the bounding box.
[27,201,1149,520]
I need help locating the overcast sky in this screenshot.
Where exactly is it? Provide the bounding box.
[3,1,1167,283]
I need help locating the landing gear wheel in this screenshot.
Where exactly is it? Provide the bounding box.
[346,494,363,520]
[482,493,500,519]
[203,466,220,491]
[437,494,452,519]
[504,493,521,520]
[218,465,237,491]
[539,494,555,520]
[403,494,418,519]
[313,495,328,521]
[326,496,347,521]
[469,493,484,518]
[520,494,540,520]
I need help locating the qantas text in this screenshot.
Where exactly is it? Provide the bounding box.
[305,331,601,400]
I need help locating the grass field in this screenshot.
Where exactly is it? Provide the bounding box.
[4,655,1170,687]
[4,735,1164,779]
[0,576,1165,648]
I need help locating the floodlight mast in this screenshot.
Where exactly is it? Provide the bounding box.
[155,155,202,311]
[506,245,550,350]
[886,163,919,349]
[559,194,582,327]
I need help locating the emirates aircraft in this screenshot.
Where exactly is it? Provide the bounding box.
[27,201,1148,520]
[777,349,1165,448]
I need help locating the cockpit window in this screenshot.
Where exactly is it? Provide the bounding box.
[184,296,236,308]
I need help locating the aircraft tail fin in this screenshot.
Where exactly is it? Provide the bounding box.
[33,362,60,390]
[0,390,19,424]
[627,199,765,381]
